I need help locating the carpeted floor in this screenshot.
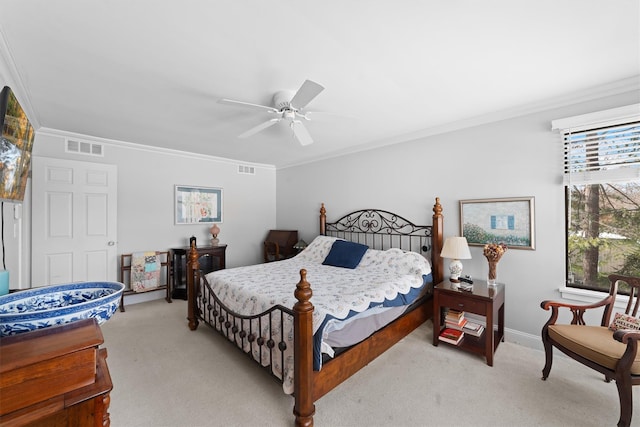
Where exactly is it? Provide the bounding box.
[100,299,636,427]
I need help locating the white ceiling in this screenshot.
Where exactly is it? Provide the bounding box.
[1,1,639,168]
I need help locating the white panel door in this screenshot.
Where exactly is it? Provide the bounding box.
[31,157,117,286]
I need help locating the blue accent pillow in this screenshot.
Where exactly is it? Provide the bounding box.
[322,240,369,269]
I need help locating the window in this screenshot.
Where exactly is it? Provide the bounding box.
[553,105,640,293]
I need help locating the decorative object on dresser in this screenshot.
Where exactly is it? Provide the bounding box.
[186,198,444,426]
[0,318,112,426]
[210,223,221,246]
[540,274,640,427]
[170,244,226,300]
[0,282,124,336]
[119,251,171,312]
[433,279,505,366]
[483,243,507,286]
[440,236,472,282]
[263,229,299,262]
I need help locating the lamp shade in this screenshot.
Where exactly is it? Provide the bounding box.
[440,237,472,260]
[293,239,308,250]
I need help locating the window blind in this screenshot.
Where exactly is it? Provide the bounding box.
[561,120,640,186]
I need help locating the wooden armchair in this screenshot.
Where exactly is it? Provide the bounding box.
[263,241,282,263]
[540,274,640,427]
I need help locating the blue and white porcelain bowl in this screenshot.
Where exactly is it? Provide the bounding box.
[0,281,125,336]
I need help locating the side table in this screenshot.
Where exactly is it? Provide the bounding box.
[432,279,505,366]
[170,245,227,300]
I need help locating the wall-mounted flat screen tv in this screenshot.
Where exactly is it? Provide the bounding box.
[0,86,35,203]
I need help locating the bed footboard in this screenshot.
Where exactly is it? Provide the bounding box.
[186,197,444,427]
[293,269,315,427]
[187,245,304,386]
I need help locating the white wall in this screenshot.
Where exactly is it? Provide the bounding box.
[25,131,276,299]
[276,89,640,349]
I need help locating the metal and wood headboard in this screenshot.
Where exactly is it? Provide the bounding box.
[319,197,443,284]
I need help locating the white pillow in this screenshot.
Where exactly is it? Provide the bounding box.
[296,235,338,263]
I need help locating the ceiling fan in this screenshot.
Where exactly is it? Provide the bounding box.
[218,79,325,146]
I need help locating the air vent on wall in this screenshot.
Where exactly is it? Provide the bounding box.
[65,138,104,157]
[238,165,255,175]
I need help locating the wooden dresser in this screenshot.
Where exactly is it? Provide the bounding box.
[0,318,112,426]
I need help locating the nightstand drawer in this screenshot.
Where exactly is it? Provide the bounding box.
[438,293,487,315]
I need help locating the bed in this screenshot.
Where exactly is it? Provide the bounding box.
[186,198,444,426]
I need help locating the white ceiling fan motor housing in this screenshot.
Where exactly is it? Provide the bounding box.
[272,90,296,111]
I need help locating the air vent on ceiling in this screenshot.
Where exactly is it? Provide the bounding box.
[65,138,104,157]
[238,165,255,175]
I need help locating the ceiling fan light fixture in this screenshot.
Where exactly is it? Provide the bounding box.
[219,79,325,146]
[283,110,296,121]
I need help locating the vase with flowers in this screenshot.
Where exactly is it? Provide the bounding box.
[483,243,507,286]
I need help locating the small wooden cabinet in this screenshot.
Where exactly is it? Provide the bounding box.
[433,279,505,366]
[263,230,298,262]
[0,318,112,426]
[171,245,227,299]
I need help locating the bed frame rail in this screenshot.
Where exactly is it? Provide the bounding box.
[187,198,444,427]
[196,271,295,384]
[197,277,294,382]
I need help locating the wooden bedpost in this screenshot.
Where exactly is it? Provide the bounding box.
[293,269,315,427]
[319,203,326,235]
[431,197,444,284]
[187,241,200,331]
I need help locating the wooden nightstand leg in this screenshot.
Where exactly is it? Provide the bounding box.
[486,303,494,366]
[432,295,441,346]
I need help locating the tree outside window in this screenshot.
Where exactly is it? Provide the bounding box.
[564,119,640,293]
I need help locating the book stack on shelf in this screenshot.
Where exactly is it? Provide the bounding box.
[444,309,467,331]
[462,320,485,338]
[439,309,486,345]
[438,327,464,345]
[439,309,466,345]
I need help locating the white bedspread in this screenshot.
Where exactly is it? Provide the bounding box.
[202,235,431,393]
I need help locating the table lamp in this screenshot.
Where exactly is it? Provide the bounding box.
[293,239,308,253]
[209,224,221,246]
[440,236,472,282]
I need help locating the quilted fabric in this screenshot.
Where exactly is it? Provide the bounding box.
[201,235,432,394]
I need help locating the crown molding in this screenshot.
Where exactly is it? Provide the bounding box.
[279,76,640,170]
[37,127,276,170]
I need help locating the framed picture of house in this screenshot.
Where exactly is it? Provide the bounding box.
[175,185,223,225]
[459,197,535,250]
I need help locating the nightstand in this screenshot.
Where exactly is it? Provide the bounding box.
[432,279,505,366]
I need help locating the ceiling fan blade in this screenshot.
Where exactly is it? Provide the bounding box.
[302,110,355,121]
[289,80,324,110]
[291,121,314,146]
[218,98,278,113]
[238,118,281,138]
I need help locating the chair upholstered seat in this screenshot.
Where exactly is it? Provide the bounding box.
[549,325,640,375]
[540,274,640,427]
